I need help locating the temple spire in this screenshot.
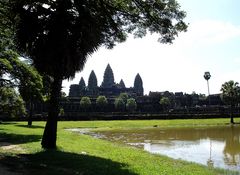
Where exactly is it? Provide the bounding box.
[134,73,144,96]
[101,64,115,88]
[119,79,126,88]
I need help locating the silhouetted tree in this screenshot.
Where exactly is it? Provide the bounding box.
[204,71,211,105]
[221,80,240,124]
[6,0,187,149]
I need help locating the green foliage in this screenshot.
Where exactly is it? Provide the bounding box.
[0,121,236,175]
[59,107,64,116]
[114,97,125,111]
[80,97,91,110]
[126,98,137,112]
[0,87,26,117]
[160,97,171,111]
[5,0,187,148]
[119,93,129,104]
[221,80,240,106]
[160,97,171,105]
[96,96,108,109]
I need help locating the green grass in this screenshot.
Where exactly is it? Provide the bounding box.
[0,118,239,175]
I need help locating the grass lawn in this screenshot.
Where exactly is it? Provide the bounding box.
[0,118,239,175]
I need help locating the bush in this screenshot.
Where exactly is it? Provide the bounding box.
[80,97,91,111]
[126,98,137,112]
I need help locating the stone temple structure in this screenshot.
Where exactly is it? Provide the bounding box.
[69,64,144,97]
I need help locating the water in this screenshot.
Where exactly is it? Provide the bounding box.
[92,125,240,171]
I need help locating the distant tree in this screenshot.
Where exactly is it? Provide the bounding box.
[6,0,187,149]
[204,71,211,105]
[134,73,144,96]
[18,64,44,126]
[96,96,108,111]
[114,97,125,112]
[0,87,26,117]
[221,80,240,124]
[58,107,64,116]
[126,98,137,112]
[80,97,91,112]
[119,93,129,104]
[160,97,171,111]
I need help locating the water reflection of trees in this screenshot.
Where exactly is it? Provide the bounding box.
[223,126,240,166]
[97,125,240,166]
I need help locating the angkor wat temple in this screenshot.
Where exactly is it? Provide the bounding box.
[69,64,144,97]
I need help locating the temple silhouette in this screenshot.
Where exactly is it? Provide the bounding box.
[69,64,144,97]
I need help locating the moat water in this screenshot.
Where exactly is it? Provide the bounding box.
[89,125,240,171]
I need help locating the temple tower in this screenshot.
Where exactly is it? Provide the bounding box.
[101,64,115,88]
[88,70,98,95]
[134,73,144,96]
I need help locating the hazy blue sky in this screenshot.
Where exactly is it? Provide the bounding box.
[62,0,240,96]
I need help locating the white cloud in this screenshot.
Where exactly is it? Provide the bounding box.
[176,20,240,46]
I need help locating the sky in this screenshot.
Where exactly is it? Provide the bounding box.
[62,0,240,96]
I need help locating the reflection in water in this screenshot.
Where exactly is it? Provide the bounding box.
[94,125,240,171]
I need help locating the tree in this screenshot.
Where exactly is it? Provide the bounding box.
[80,97,91,112]
[96,96,108,111]
[114,97,125,112]
[0,87,26,118]
[204,71,211,105]
[119,93,129,104]
[160,97,171,111]
[126,98,137,112]
[221,80,240,124]
[7,0,187,148]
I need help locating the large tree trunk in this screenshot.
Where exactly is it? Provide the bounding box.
[41,75,62,149]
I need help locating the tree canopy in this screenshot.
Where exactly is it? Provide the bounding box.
[3,0,187,149]
[221,80,240,124]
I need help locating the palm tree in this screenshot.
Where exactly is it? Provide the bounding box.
[221,80,240,124]
[8,0,187,149]
[204,72,211,105]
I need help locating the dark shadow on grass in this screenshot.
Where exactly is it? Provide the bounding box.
[0,132,41,146]
[15,124,45,129]
[0,150,138,175]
